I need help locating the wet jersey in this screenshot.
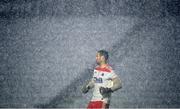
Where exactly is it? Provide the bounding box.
[91,65,118,104]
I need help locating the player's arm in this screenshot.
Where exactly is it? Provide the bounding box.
[111,76,122,92]
[100,71,122,94]
[86,78,95,89]
[81,78,94,94]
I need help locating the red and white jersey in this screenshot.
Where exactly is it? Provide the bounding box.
[91,64,118,104]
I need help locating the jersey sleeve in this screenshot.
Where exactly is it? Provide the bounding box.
[111,70,118,79]
[87,78,95,89]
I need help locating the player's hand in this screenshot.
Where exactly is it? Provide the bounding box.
[81,85,90,94]
[99,87,112,95]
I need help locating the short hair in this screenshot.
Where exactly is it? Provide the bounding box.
[97,50,109,61]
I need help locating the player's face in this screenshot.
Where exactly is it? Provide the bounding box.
[96,53,103,65]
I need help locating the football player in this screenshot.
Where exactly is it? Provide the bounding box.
[82,50,122,109]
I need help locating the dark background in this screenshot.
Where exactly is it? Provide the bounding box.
[0,0,180,108]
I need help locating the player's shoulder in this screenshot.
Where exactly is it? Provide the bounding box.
[95,64,113,73]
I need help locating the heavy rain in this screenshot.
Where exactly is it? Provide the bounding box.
[0,0,180,108]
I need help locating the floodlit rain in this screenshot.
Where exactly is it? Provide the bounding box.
[0,0,180,108]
